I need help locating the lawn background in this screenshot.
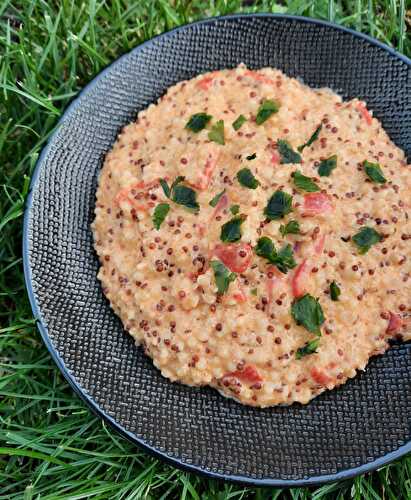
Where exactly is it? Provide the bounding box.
[1,1,410,498]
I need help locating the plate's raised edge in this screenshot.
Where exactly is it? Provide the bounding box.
[22,13,411,487]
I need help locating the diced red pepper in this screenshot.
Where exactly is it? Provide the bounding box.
[291,259,308,298]
[192,152,219,190]
[197,223,207,238]
[232,282,247,304]
[213,243,253,273]
[224,364,263,384]
[386,312,403,334]
[356,102,373,125]
[314,234,326,255]
[196,71,219,91]
[302,193,333,216]
[271,151,280,164]
[311,368,332,385]
[211,193,228,219]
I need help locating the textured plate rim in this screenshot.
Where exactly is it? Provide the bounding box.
[22,13,411,487]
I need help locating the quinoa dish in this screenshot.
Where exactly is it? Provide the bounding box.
[92,65,410,407]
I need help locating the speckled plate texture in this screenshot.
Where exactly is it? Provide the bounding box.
[23,14,411,486]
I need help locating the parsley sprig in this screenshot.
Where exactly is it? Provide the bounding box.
[220,215,246,243]
[264,190,293,220]
[210,261,237,294]
[292,170,320,192]
[292,294,325,359]
[160,177,199,213]
[185,113,211,132]
[255,236,296,274]
[298,124,322,152]
[352,226,382,254]
[237,168,260,189]
[256,99,280,125]
[277,140,302,164]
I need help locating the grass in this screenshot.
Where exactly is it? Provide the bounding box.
[0,0,410,498]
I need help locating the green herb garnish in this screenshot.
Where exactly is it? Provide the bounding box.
[210,260,237,294]
[220,215,246,243]
[170,175,185,191]
[298,124,322,152]
[185,112,212,132]
[296,338,320,359]
[237,167,260,189]
[330,281,341,301]
[255,99,280,125]
[255,236,276,260]
[273,243,297,274]
[254,237,296,274]
[264,190,293,220]
[364,160,386,184]
[291,293,325,335]
[251,288,258,296]
[160,177,199,213]
[172,185,199,212]
[230,204,240,215]
[277,140,302,164]
[232,114,247,131]
[152,203,170,230]
[352,226,382,254]
[318,155,337,176]
[209,189,226,207]
[159,178,171,198]
[292,170,320,192]
[208,119,225,145]
[246,153,256,160]
[279,220,300,237]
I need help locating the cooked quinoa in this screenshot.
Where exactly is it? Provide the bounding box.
[92,65,410,407]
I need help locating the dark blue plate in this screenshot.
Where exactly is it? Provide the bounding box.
[23,14,411,486]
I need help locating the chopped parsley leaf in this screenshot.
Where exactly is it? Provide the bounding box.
[274,243,297,274]
[254,237,296,274]
[292,170,320,192]
[255,236,276,261]
[277,140,302,164]
[210,260,237,294]
[255,99,280,125]
[246,153,257,160]
[296,338,320,359]
[237,167,260,189]
[152,203,170,230]
[330,281,341,301]
[172,184,199,212]
[230,204,240,215]
[208,120,225,145]
[352,226,382,254]
[291,293,325,335]
[264,190,293,220]
[318,155,337,176]
[159,178,171,198]
[220,215,246,243]
[209,189,226,207]
[170,175,185,191]
[161,176,199,212]
[232,114,247,131]
[251,288,258,296]
[279,220,300,237]
[364,160,387,184]
[298,124,322,152]
[185,112,212,132]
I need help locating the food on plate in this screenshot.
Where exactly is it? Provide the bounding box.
[92,65,410,407]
